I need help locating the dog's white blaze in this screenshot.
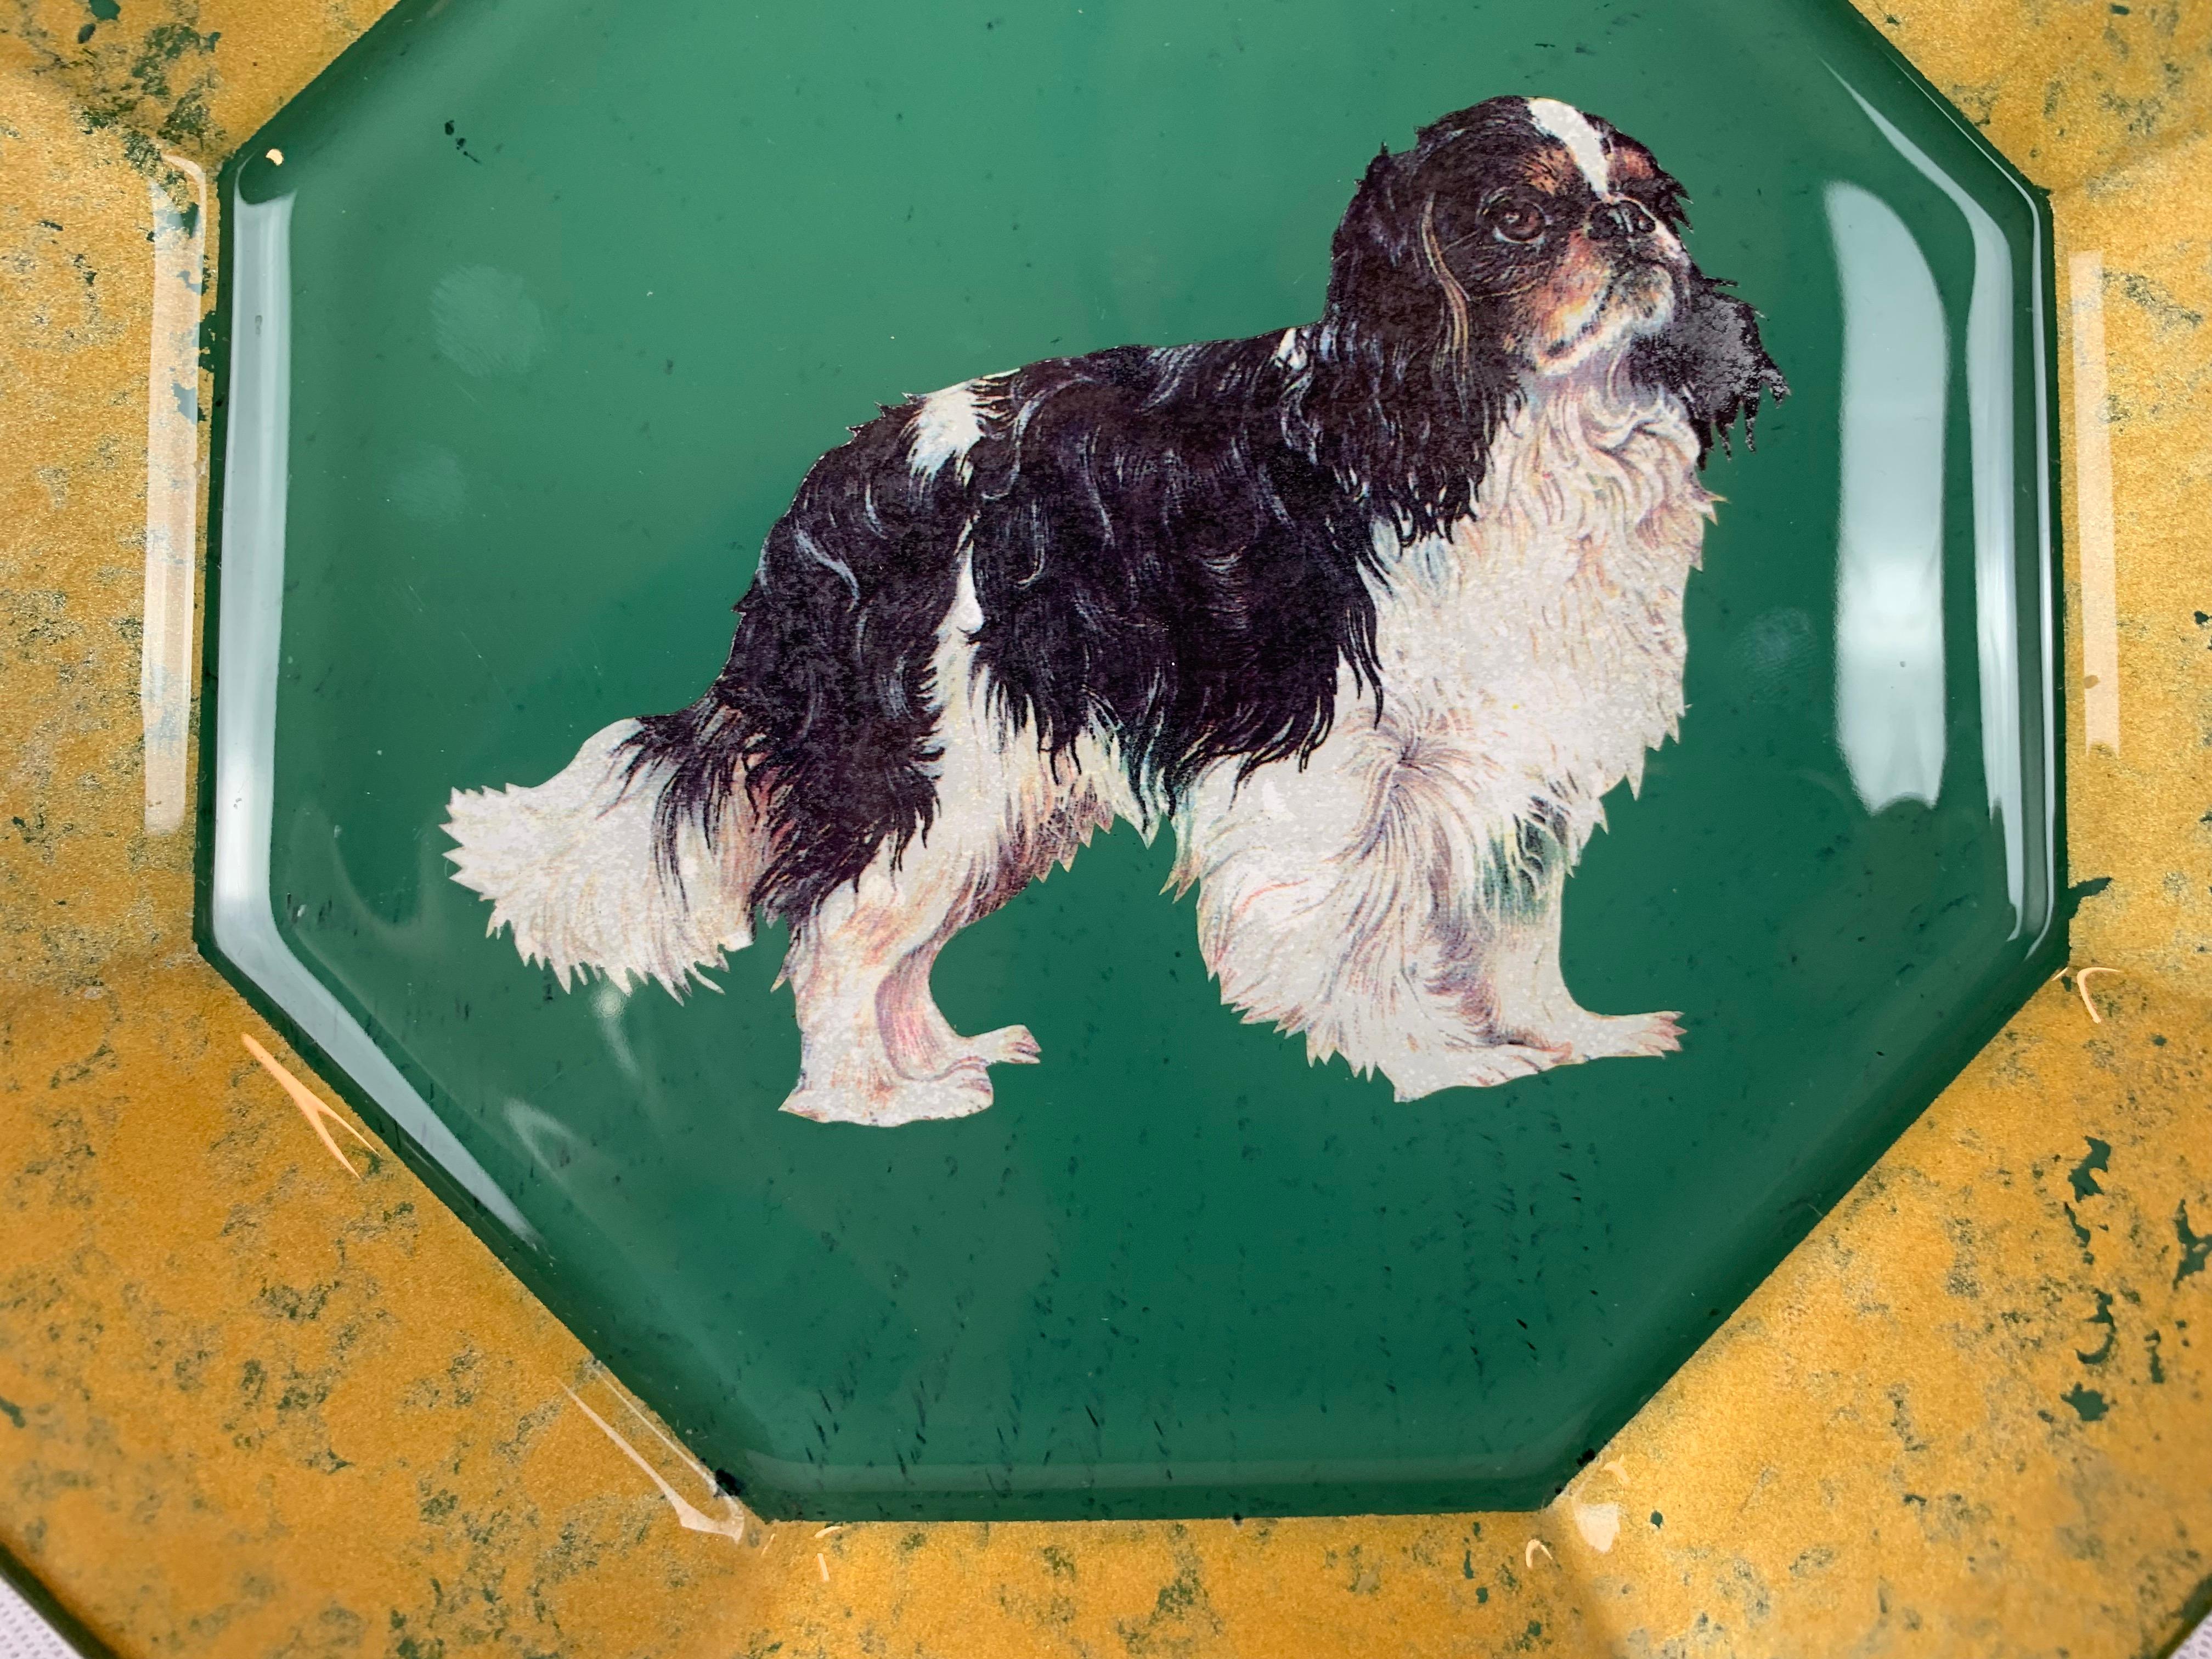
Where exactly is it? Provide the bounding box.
[443,720,757,997]
[1173,365,1712,1098]
[1526,97,1612,196]
[908,380,991,477]
[1273,327,1310,372]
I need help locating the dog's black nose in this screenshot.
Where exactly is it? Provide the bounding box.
[1587,199,1656,241]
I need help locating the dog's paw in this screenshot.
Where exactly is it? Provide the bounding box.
[780,1026,1042,1126]
[1543,1009,1683,1062]
[967,1024,1041,1065]
[780,1060,996,1126]
[1381,1041,1571,1101]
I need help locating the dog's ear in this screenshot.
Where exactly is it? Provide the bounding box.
[1630,276,1789,461]
[1323,146,1509,373]
[1323,146,1460,348]
[1306,145,1515,538]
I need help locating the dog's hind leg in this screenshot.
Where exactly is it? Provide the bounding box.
[777,833,1040,1127]
[775,550,1125,1125]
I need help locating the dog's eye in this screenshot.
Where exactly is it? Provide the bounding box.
[1485,196,1549,244]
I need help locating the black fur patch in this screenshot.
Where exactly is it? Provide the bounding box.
[1629,276,1790,459]
[965,342,1383,815]
[626,400,972,920]
[1290,129,1521,540]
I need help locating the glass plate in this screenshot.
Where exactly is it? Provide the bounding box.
[201,0,2063,1519]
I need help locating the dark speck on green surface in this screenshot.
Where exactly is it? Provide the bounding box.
[2068,1138,2112,1202]
[2061,1385,2109,1422]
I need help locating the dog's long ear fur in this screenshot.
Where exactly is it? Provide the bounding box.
[1630,276,1789,461]
[1291,144,1517,541]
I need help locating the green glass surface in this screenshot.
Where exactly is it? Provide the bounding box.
[202,0,2064,1517]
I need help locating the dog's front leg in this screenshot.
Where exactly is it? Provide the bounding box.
[1181,744,1574,1099]
[1477,880,1683,1066]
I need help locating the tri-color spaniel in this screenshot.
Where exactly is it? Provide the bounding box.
[447,94,1786,1124]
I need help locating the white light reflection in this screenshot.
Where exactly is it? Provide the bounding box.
[142,155,205,836]
[592,979,642,1081]
[209,190,537,1246]
[1827,180,1948,813]
[1838,80,2034,932]
[2068,250,2120,753]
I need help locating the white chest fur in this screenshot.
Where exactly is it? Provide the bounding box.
[1168,370,1714,1079]
[1364,369,1714,831]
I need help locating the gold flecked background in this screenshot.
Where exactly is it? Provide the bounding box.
[3,2,2209,1654]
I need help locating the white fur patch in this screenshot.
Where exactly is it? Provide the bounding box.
[1173,364,1712,1090]
[1526,97,1611,196]
[444,720,757,996]
[1273,327,1310,372]
[908,380,993,478]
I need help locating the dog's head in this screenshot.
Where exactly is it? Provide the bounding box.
[1305,95,1786,531]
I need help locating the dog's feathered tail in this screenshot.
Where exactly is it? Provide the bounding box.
[443,719,759,997]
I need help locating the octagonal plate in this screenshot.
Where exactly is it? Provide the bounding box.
[201,0,2063,1518]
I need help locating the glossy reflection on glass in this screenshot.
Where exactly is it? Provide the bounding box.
[1841,77,2045,933]
[204,0,2062,1520]
[1829,178,1948,814]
